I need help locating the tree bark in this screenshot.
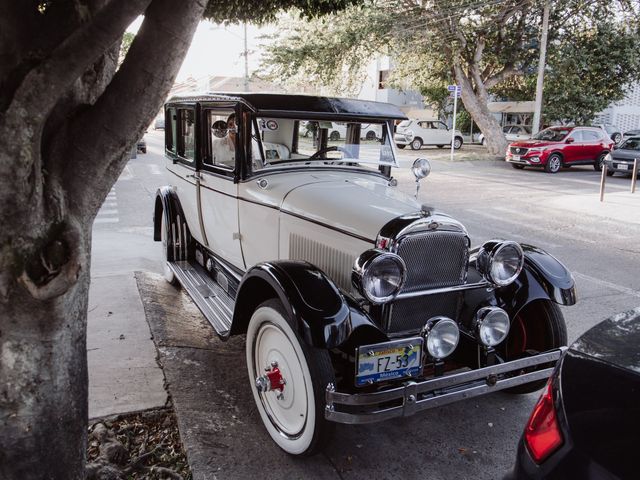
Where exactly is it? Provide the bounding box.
[0,1,206,478]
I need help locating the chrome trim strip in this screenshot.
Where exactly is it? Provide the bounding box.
[325,348,565,424]
[394,280,492,300]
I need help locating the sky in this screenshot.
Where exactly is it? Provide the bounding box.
[126,17,274,83]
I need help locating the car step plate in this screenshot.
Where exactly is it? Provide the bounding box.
[356,337,423,387]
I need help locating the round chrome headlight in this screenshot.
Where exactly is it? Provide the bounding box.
[477,240,524,287]
[424,317,460,359]
[475,307,510,347]
[412,158,431,180]
[352,250,406,304]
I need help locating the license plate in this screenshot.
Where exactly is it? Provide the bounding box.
[512,155,521,161]
[618,164,629,170]
[356,338,423,386]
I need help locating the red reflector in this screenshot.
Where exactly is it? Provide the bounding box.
[524,381,564,463]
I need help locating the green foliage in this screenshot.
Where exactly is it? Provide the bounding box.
[203,0,364,24]
[118,32,135,68]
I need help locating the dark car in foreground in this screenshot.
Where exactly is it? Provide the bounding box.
[604,136,640,176]
[508,307,640,480]
[623,129,640,140]
[506,126,614,173]
[137,137,147,154]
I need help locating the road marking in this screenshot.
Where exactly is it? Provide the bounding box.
[98,209,118,215]
[118,165,133,181]
[148,164,163,175]
[573,271,640,298]
[466,208,596,244]
[95,189,119,226]
[94,217,119,224]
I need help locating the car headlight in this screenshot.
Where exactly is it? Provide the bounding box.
[412,158,431,179]
[424,317,460,359]
[405,130,414,140]
[528,147,546,153]
[475,307,510,347]
[476,240,524,287]
[352,250,406,304]
[604,153,612,162]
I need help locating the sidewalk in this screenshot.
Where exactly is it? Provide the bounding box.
[550,189,640,226]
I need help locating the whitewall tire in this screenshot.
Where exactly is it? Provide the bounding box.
[246,299,334,456]
[160,212,178,285]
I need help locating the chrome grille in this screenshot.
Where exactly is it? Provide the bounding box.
[389,230,469,333]
[510,146,528,155]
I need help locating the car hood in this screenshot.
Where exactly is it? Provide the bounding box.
[509,139,559,148]
[280,173,423,241]
[611,148,640,161]
[570,307,640,374]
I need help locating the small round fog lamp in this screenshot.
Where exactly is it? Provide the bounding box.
[412,158,432,180]
[424,317,460,359]
[475,307,510,347]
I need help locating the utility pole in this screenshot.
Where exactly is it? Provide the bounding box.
[532,0,550,135]
[243,22,249,92]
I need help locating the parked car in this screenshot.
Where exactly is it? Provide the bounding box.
[394,119,463,150]
[506,126,614,173]
[302,121,381,141]
[137,137,147,154]
[154,92,576,456]
[478,125,531,146]
[507,307,640,480]
[593,123,622,144]
[154,116,165,130]
[623,128,640,139]
[604,136,640,176]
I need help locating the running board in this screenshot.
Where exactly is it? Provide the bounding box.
[167,260,234,337]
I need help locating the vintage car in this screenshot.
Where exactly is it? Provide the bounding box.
[153,93,576,456]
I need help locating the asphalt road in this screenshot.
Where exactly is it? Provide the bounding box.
[93,130,640,479]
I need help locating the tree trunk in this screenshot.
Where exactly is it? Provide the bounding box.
[454,65,509,156]
[0,223,92,479]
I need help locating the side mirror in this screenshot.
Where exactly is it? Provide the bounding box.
[565,137,575,144]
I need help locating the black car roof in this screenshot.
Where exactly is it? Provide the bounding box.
[167,92,408,121]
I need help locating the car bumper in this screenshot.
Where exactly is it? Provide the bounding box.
[325,348,564,424]
[394,135,411,146]
[605,159,638,174]
[506,154,545,166]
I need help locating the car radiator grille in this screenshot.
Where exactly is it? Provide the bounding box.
[510,146,529,155]
[388,230,469,334]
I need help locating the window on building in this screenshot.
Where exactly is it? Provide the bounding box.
[378,70,390,90]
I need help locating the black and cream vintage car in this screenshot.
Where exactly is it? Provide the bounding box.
[153,93,576,456]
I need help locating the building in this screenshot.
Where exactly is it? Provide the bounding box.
[594,83,640,132]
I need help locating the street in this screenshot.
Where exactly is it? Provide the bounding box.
[92,130,640,479]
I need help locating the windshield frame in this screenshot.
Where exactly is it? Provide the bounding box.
[247,115,398,177]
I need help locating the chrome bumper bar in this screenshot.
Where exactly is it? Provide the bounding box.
[325,348,565,424]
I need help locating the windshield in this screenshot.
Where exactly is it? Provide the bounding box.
[620,138,640,151]
[533,128,571,141]
[251,117,396,172]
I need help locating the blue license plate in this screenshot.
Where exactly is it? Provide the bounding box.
[356,337,423,386]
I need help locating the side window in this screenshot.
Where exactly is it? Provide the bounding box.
[204,109,237,171]
[177,108,195,162]
[436,122,447,130]
[569,130,583,142]
[582,130,600,142]
[166,107,177,156]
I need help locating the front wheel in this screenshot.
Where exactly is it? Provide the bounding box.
[453,136,463,150]
[246,299,335,456]
[329,131,340,141]
[397,144,406,149]
[501,300,567,394]
[544,153,562,173]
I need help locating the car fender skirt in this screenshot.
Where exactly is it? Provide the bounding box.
[231,261,386,349]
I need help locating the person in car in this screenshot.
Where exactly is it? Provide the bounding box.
[211,113,236,167]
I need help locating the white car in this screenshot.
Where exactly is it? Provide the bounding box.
[154,92,576,457]
[394,119,463,150]
[478,125,531,146]
[303,121,381,141]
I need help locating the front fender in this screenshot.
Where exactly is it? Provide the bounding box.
[153,186,181,242]
[231,261,386,349]
[463,244,576,323]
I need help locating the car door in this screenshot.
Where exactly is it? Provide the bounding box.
[165,105,205,245]
[563,130,584,164]
[582,129,604,161]
[198,104,245,270]
[434,121,451,144]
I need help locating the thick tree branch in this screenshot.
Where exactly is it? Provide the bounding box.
[61,0,207,216]
[5,0,151,124]
[485,65,519,89]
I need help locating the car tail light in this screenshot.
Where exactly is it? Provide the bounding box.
[524,380,564,463]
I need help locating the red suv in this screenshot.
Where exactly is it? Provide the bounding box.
[506,126,614,173]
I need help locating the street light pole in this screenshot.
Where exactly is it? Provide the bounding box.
[243,22,249,92]
[532,0,550,135]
